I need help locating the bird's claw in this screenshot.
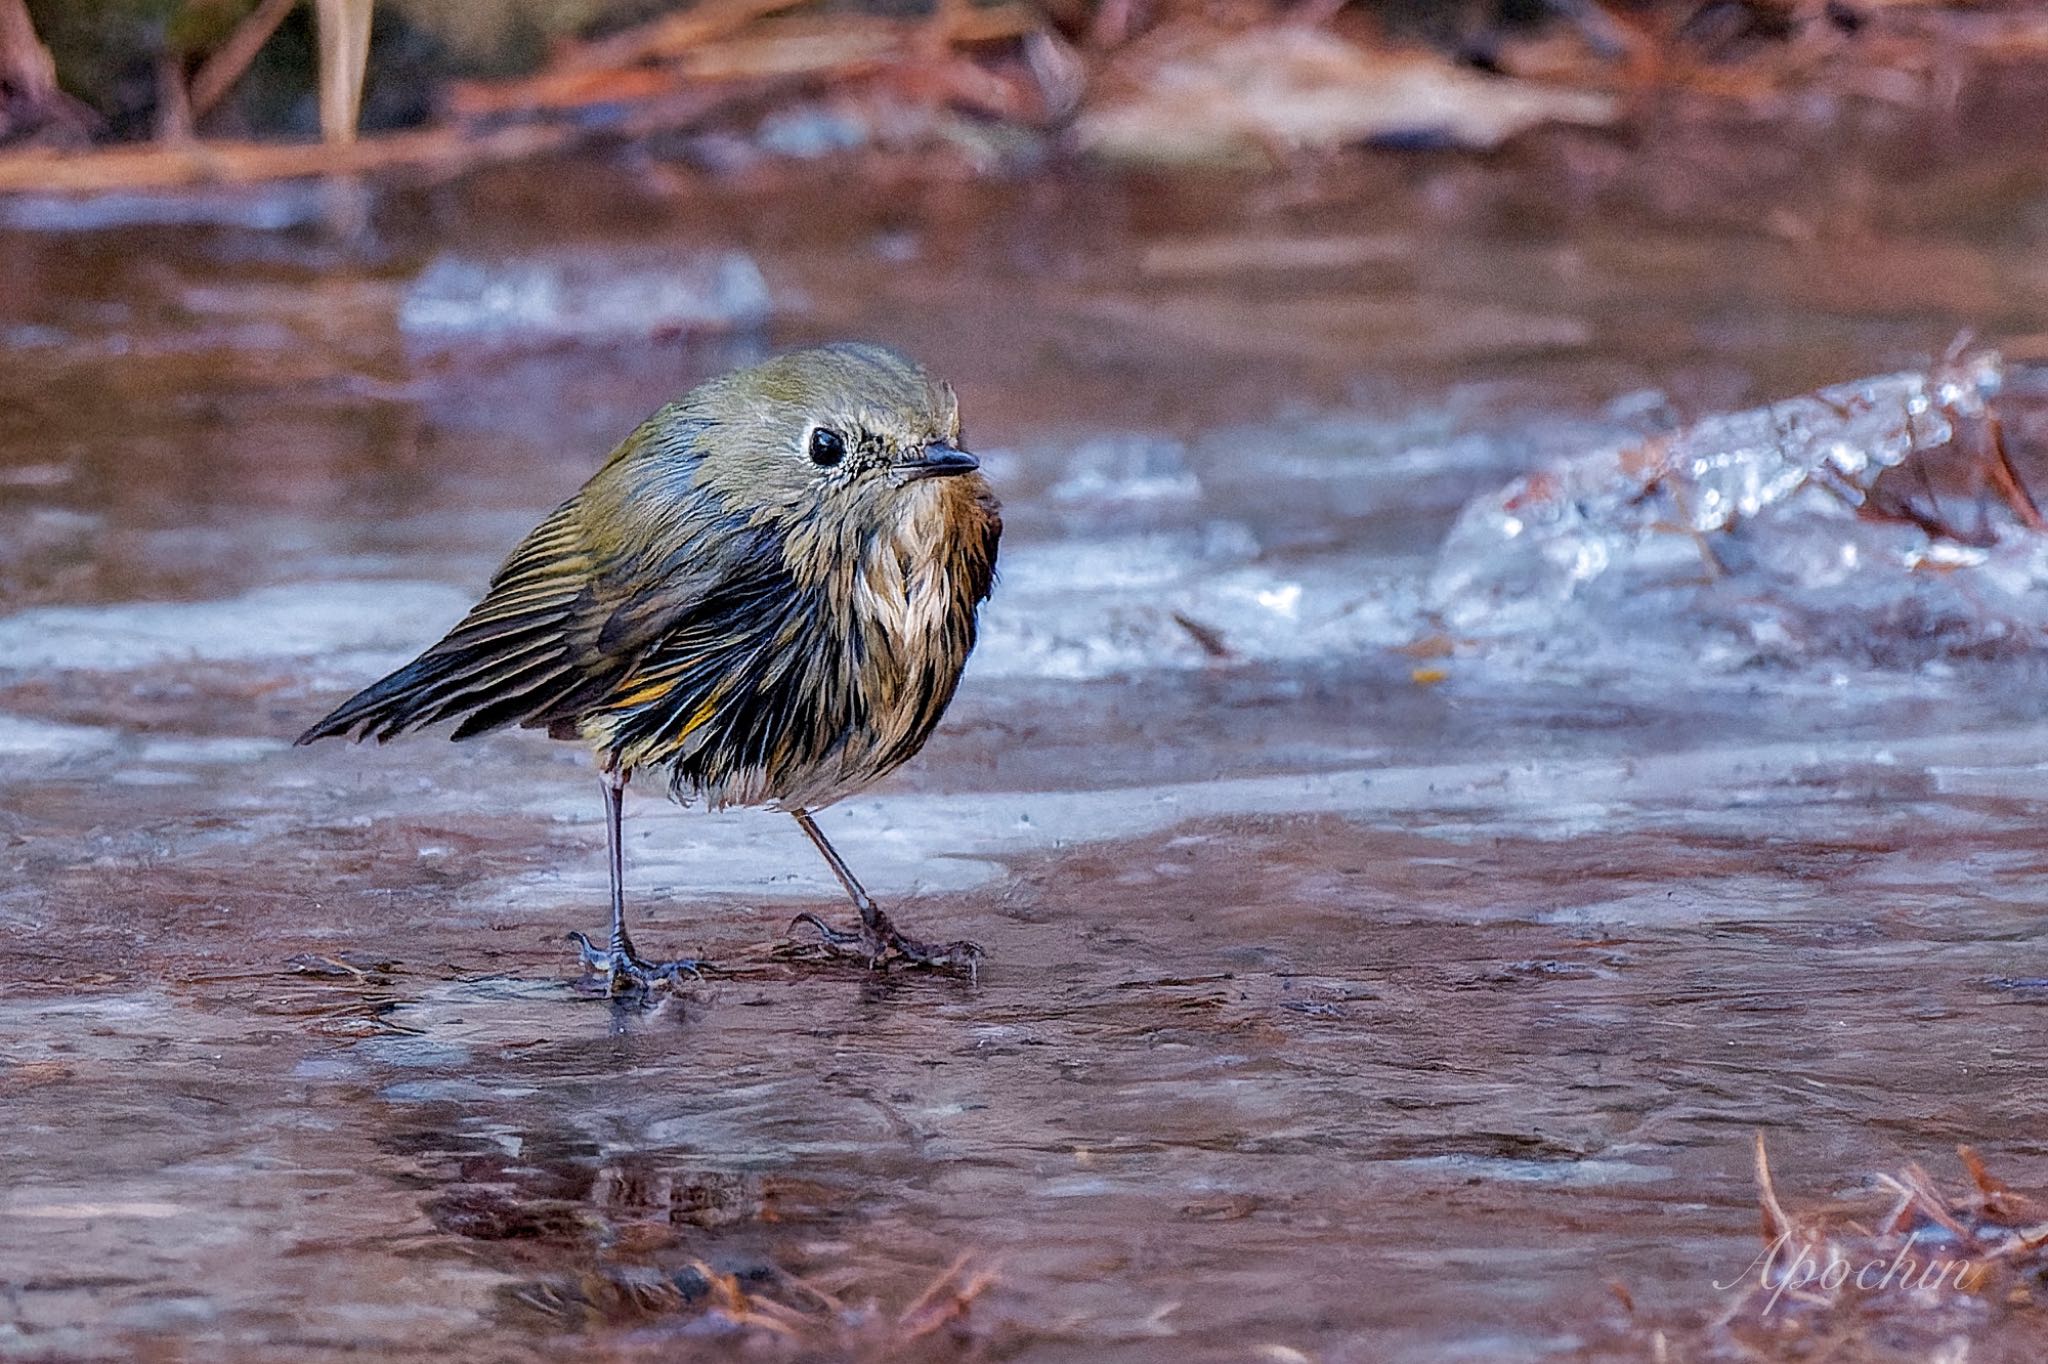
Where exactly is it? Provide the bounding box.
[566,930,706,996]
[783,910,982,980]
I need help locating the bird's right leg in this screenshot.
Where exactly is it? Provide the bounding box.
[567,765,704,994]
[785,809,981,975]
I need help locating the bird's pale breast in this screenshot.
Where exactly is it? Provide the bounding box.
[782,477,997,809]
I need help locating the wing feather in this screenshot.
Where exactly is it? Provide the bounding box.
[295,464,782,748]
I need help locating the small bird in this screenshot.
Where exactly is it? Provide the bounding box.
[297,343,1001,992]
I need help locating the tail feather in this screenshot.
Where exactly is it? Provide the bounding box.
[300,595,591,737]
[397,637,567,728]
[296,630,582,745]
[451,670,586,740]
[295,651,454,745]
[297,499,608,746]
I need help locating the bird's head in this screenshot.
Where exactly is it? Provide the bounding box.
[677,343,982,529]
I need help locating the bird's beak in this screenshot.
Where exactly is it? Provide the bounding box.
[893,441,980,481]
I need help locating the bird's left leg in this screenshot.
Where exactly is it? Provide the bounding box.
[567,765,704,994]
[785,809,981,975]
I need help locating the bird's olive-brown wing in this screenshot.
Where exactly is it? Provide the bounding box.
[295,490,790,748]
[520,513,798,747]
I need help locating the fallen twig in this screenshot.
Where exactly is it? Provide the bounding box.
[0,122,575,194]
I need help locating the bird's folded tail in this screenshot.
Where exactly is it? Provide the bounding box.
[296,504,597,746]
[294,616,586,745]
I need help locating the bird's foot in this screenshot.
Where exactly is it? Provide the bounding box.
[784,908,982,979]
[566,930,706,996]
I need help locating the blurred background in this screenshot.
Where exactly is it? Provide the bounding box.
[5,4,2048,1364]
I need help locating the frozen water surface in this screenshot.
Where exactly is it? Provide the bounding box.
[4,144,2048,1364]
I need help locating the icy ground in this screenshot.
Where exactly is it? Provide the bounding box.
[3,158,2048,1363]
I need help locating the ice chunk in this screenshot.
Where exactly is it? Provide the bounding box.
[399,249,774,347]
[1428,352,2027,650]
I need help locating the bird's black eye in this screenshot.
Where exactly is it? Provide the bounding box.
[807,427,847,467]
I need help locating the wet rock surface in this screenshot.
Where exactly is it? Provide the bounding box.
[5,134,2048,1362]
